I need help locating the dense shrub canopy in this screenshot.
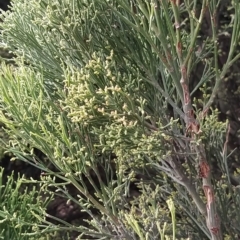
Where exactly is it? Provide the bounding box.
[0,0,240,239]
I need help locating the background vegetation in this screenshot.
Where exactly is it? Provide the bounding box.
[0,0,240,239]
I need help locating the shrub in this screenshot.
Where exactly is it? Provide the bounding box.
[0,167,54,239]
[0,0,240,239]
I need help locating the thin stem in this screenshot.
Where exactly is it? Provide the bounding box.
[183,0,207,68]
[144,76,185,119]
[202,1,240,113]
[171,0,183,66]
[68,175,119,225]
[210,0,220,82]
[168,156,206,215]
[202,51,240,113]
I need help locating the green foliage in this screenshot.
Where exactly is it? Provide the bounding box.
[0,167,53,239]
[0,0,240,239]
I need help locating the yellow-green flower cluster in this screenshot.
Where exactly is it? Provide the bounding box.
[62,50,172,167]
[63,51,151,127]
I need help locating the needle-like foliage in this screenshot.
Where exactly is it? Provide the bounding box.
[0,0,240,239]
